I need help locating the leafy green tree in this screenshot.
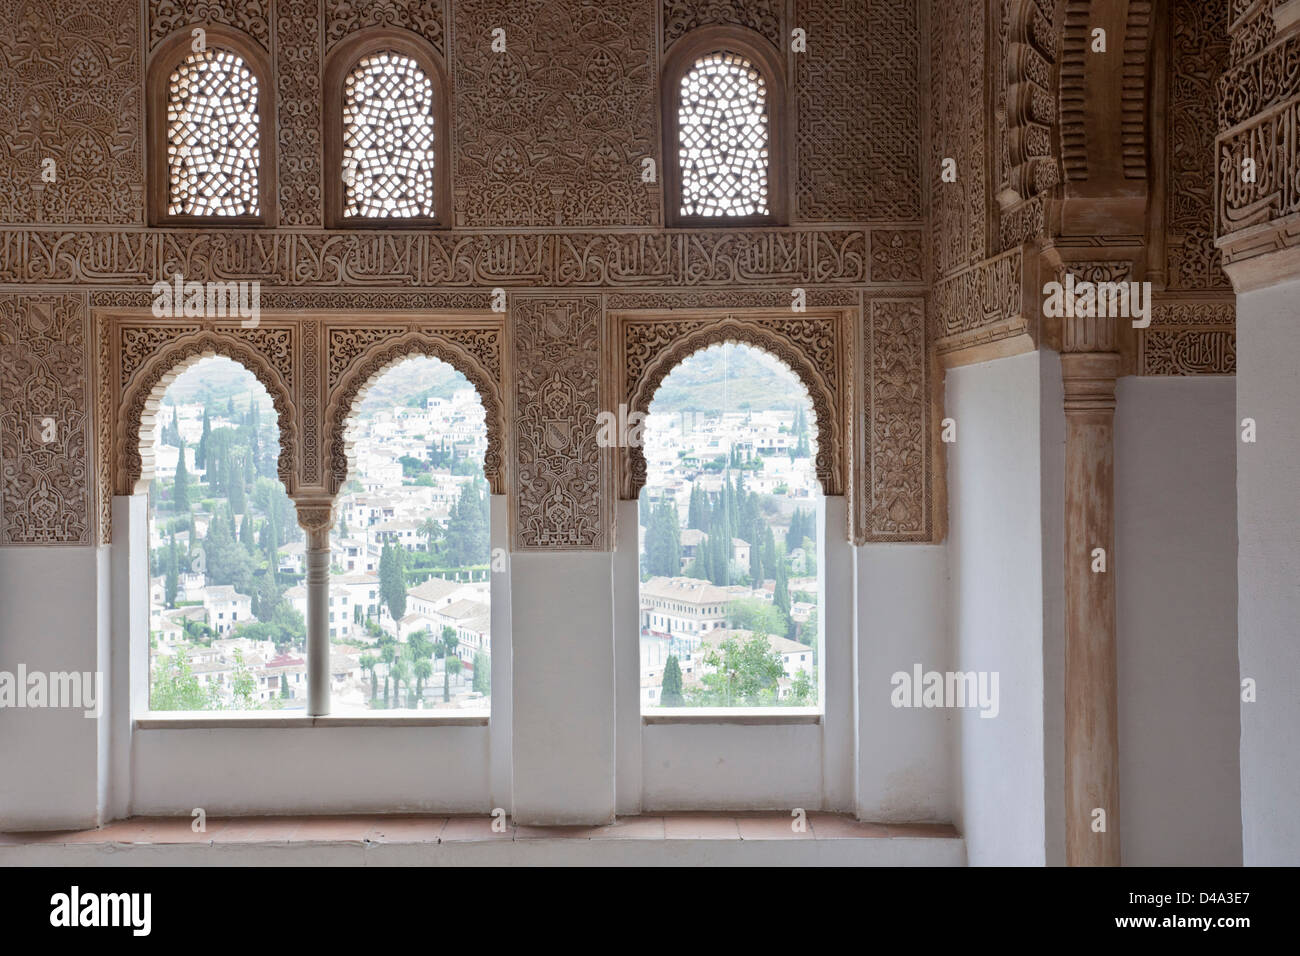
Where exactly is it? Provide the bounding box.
[379,639,397,707]
[419,516,442,556]
[150,648,214,711]
[661,655,684,706]
[692,634,784,707]
[360,654,378,703]
[644,500,682,577]
[446,480,489,566]
[472,650,490,696]
[726,597,787,635]
[391,655,411,708]
[788,667,815,706]
[438,625,460,702]
[229,648,258,710]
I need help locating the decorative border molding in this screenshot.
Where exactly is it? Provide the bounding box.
[0,227,916,288]
[1138,299,1237,375]
[932,245,1035,359]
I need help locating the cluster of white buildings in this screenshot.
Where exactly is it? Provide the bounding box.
[636,406,822,708]
[149,387,494,712]
[638,576,817,707]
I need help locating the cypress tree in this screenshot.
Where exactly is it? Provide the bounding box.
[748,519,763,582]
[165,532,179,608]
[662,655,684,706]
[173,439,191,513]
[196,406,210,470]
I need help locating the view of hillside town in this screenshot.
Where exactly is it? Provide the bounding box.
[147,356,491,712]
[638,343,822,710]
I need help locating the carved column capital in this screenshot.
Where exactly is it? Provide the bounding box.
[295,500,336,548]
[1060,352,1121,413]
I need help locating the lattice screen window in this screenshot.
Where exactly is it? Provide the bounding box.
[166,48,261,217]
[342,52,437,218]
[677,52,770,218]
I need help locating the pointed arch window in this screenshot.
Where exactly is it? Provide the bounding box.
[148,27,275,225]
[325,31,450,228]
[662,27,787,227]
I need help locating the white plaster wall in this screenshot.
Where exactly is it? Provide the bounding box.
[1114,376,1241,865]
[945,352,1047,866]
[132,725,491,814]
[1039,352,1066,867]
[1236,282,1300,865]
[510,551,616,825]
[0,547,105,829]
[854,544,952,822]
[641,722,823,810]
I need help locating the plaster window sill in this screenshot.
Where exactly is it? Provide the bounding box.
[641,707,822,725]
[134,712,490,730]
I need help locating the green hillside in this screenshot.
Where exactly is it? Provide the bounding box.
[650,343,810,414]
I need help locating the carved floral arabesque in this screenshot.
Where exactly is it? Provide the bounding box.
[512,297,608,551]
[0,294,93,545]
[0,0,142,225]
[326,0,442,54]
[453,0,657,227]
[863,298,930,541]
[619,313,846,504]
[116,329,297,502]
[327,324,501,391]
[662,0,782,53]
[148,0,271,50]
[326,328,505,497]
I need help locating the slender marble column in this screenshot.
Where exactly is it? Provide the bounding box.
[1061,350,1121,866]
[297,505,335,717]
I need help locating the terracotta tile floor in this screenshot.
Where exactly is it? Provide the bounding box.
[0,813,958,845]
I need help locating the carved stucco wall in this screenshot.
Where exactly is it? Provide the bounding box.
[0,0,933,550]
[1217,0,1300,271]
[1141,0,1236,377]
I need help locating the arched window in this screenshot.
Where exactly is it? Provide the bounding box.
[325,32,450,228]
[638,343,822,711]
[148,27,275,225]
[661,27,787,227]
[335,355,491,713]
[146,356,300,712]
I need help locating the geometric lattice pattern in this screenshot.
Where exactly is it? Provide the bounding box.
[677,52,769,217]
[166,49,261,216]
[342,52,436,218]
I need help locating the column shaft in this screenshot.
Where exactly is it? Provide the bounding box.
[1061,352,1121,866]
